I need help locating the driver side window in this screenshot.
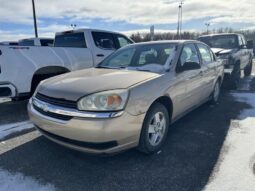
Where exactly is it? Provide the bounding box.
[180,44,200,66]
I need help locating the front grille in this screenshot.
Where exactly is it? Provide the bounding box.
[36,126,118,150]
[33,104,73,121]
[35,93,77,109]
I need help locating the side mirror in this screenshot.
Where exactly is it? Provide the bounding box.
[182,61,201,71]
[247,40,253,49]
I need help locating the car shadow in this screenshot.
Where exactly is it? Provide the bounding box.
[0,91,250,191]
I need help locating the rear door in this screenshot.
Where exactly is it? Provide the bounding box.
[196,43,217,98]
[91,32,117,65]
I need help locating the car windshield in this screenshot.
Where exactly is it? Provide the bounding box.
[199,35,238,49]
[98,43,177,72]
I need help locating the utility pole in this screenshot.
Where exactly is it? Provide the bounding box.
[32,0,38,38]
[176,0,184,39]
[205,22,210,35]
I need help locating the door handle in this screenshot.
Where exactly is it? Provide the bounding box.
[96,54,105,57]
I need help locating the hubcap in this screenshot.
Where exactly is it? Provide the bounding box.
[214,82,220,101]
[148,112,166,146]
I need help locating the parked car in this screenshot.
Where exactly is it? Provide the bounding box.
[18,38,54,47]
[0,29,133,99]
[198,33,253,89]
[28,40,224,154]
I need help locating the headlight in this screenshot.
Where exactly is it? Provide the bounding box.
[77,89,129,111]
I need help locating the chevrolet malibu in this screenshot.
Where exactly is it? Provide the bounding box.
[28,40,224,154]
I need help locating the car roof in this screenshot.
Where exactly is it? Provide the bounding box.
[130,40,201,46]
[199,33,240,38]
[56,28,129,36]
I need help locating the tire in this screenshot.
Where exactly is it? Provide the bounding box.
[244,59,253,77]
[138,102,170,154]
[226,63,241,90]
[210,80,221,104]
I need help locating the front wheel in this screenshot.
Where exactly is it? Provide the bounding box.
[138,102,170,154]
[244,59,253,77]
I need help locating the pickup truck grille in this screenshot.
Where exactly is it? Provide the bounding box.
[35,93,77,109]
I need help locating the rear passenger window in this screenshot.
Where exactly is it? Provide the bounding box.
[92,32,116,50]
[40,39,54,47]
[54,33,87,48]
[197,44,213,64]
[19,40,34,46]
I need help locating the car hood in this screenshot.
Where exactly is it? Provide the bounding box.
[37,68,160,101]
[211,48,235,55]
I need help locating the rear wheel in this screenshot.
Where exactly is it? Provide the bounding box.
[210,80,221,104]
[138,102,170,154]
[244,59,253,77]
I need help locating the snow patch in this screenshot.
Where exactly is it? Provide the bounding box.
[0,121,34,140]
[204,93,255,191]
[0,98,11,104]
[0,168,55,191]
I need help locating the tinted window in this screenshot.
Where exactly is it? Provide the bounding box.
[199,35,238,49]
[116,35,132,48]
[54,33,87,48]
[179,44,200,66]
[19,40,34,46]
[197,44,213,64]
[92,32,116,49]
[40,39,54,47]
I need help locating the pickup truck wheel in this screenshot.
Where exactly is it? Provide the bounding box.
[244,59,253,77]
[210,80,220,104]
[138,102,169,154]
[226,64,241,90]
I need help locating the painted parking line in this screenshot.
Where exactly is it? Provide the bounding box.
[204,93,255,190]
[0,121,34,140]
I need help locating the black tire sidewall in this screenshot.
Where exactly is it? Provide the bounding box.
[244,59,253,76]
[138,102,170,154]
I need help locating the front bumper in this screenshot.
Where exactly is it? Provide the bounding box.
[28,99,145,154]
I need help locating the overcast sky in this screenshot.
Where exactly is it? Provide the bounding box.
[0,0,254,41]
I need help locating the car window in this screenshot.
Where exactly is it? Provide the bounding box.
[99,43,177,69]
[238,35,243,46]
[40,39,54,47]
[19,40,34,46]
[199,35,238,49]
[92,32,116,50]
[197,44,213,64]
[106,48,135,68]
[115,35,133,48]
[54,32,87,48]
[179,44,200,66]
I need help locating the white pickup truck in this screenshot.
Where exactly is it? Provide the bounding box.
[0,29,133,100]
